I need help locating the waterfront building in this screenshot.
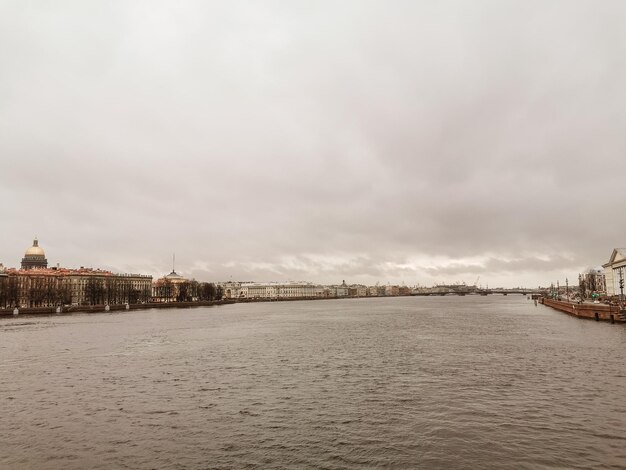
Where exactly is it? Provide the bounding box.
[221,281,242,299]
[398,286,411,296]
[246,281,319,299]
[325,286,337,297]
[323,284,349,298]
[220,281,323,299]
[152,269,191,303]
[21,238,48,270]
[334,280,349,297]
[68,270,152,306]
[219,280,411,300]
[0,239,152,309]
[385,285,400,296]
[276,282,318,298]
[313,284,327,298]
[579,268,606,298]
[349,285,368,297]
[337,286,348,297]
[603,248,626,298]
[0,267,152,308]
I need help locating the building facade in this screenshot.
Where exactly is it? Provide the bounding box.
[603,248,626,298]
[152,270,191,302]
[348,285,368,297]
[218,281,414,300]
[0,267,152,308]
[579,268,607,298]
[0,239,152,309]
[220,281,321,299]
[221,281,243,299]
[385,285,400,296]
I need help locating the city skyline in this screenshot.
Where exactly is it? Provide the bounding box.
[2,1,626,288]
[0,236,608,289]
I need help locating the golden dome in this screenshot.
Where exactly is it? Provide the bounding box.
[25,238,45,257]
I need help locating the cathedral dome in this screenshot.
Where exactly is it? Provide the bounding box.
[25,242,45,257]
[22,238,48,270]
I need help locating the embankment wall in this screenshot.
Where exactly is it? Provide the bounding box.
[0,295,356,317]
[541,298,625,323]
[0,299,235,317]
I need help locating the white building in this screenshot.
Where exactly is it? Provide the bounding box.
[221,281,243,299]
[603,248,626,297]
[220,281,320,299]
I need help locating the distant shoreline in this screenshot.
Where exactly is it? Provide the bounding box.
[0,293,538,319]
[0,295,370,318]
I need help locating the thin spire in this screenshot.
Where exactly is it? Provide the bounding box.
[172,253,175,273]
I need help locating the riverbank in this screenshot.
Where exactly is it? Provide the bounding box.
[541,298,626,323]
[0,299,234,317]
[0,295,360,317]
[8,295,607,322]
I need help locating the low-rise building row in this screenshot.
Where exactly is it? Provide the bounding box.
[219,280,409,300]
[0,239,152,308]
[0,267,152,308]
[1,238,414,308]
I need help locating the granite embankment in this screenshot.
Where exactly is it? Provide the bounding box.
[0,300,234,317]
[0,295,353,317]
[541,298,626,323]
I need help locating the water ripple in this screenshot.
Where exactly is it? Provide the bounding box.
[1,296,625,469]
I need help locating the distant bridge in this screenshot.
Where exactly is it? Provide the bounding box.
[411,288,546,297]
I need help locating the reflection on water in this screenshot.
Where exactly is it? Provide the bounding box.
[1,296,625,469]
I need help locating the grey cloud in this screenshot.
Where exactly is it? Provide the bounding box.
[2,1,625,287]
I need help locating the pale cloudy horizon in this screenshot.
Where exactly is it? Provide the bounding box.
[2,1,626,288]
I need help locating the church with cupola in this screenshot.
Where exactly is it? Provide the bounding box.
[21,238,48,270]
[0,237,153,308]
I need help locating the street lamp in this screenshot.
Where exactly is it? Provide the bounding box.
[566,278,569,301]
[619,267,625,308]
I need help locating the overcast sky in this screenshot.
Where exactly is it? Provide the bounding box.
[1,1,625,288]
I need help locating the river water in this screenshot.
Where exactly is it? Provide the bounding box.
[1,296,625,469]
